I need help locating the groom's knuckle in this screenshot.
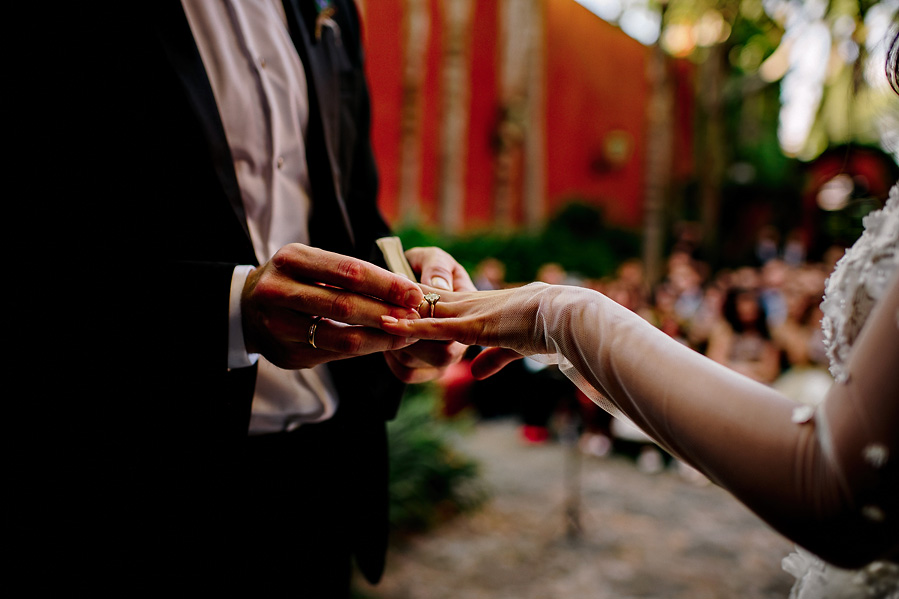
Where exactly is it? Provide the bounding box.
[335,330,364,354]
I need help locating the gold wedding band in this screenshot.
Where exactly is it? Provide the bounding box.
[422,293,440,317]
[308,316,323,349]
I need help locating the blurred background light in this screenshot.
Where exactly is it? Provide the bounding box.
[816,174,854,211]
[575,0,623,23]
[576,0,661,45]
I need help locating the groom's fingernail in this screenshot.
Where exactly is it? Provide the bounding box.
[431,276,450,290]
[404,289,422,307]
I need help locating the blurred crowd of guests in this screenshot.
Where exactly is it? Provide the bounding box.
[440,235,845,478]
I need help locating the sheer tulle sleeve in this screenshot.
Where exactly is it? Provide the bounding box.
[499,273,898,568]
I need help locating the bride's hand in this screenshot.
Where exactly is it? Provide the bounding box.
[379,286,505,346]
[468,347,524,379]
[379,285,534,378]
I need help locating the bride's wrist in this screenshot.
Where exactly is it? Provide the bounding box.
[492,283,554,354]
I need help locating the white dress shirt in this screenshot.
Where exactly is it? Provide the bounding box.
[182,0,339,433]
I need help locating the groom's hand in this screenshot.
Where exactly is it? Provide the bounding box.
[241,243,424,370]
[384,247,474,383]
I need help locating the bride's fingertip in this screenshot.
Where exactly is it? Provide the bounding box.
[381,315,399,324]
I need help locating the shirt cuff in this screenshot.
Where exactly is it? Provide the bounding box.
[229,265,260,369]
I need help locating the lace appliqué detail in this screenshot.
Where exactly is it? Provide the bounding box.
[820,184,899,383]
[864,444,890,469]
[784,548,899,599]
[792,405,815,423]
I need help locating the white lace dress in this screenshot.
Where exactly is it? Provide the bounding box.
[781,184,899,598]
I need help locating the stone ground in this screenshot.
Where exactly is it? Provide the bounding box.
[355,418,796,599]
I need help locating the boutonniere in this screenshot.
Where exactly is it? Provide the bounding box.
[315,0,337,41]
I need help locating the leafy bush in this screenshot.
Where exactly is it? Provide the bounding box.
[397,201,640,283]
[387,384,486,535]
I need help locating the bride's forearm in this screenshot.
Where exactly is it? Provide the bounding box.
[528,284,797,471]
[379,280,898,564]
[528,283,897,567]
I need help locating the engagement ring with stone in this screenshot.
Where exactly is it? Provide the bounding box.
[422,293,440,317]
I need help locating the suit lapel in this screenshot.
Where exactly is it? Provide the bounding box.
[152,2,253,246]
[152,1,357,254]
[281,0,356,248]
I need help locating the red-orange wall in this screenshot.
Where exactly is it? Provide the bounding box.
[360,2,405,221]
[544,0,648,228]
[463,4,500,228]
[363,2,501,229]
[362,1,692,232]
[416,0,446,224]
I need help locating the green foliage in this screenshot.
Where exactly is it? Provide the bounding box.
[543,202,641,279]
[397,202,641,283]
[726,3,783,69]
[387,384,486,535]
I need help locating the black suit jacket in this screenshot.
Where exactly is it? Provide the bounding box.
[143,0,404,423]
[30,0,402,586]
